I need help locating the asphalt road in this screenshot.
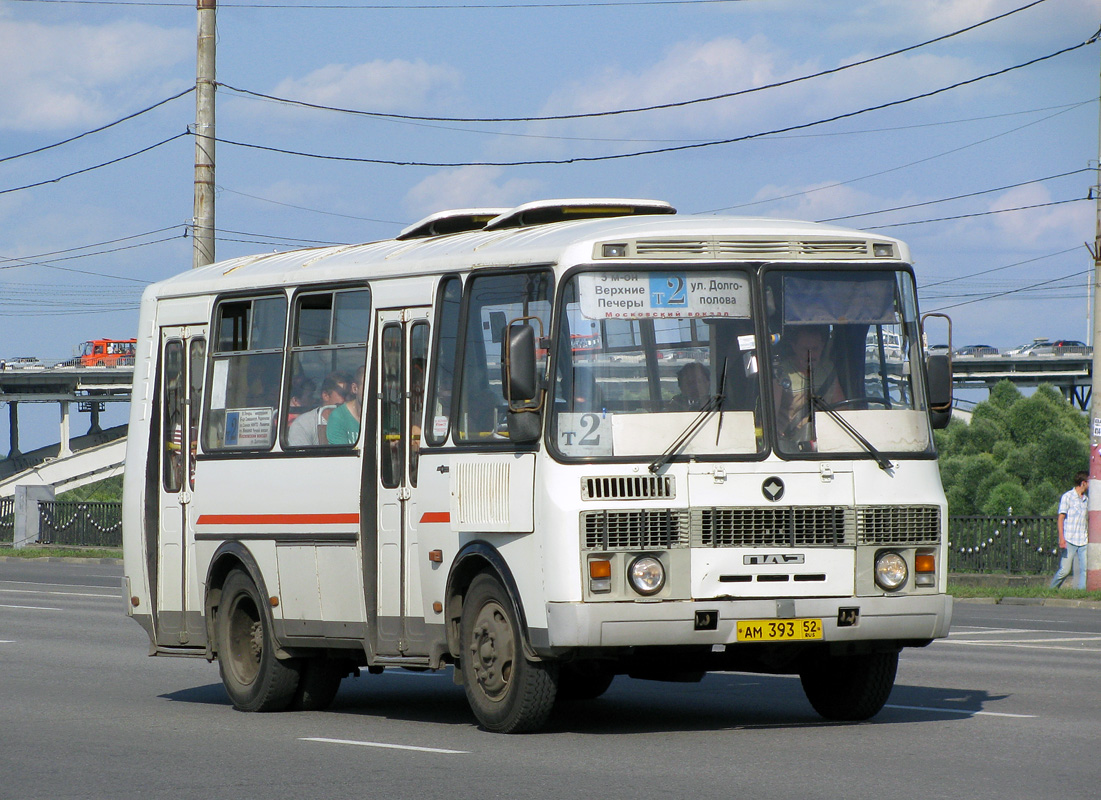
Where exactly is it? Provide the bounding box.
[2,559,1098,800]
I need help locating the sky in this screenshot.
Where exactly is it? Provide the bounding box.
[0,0,1097,449]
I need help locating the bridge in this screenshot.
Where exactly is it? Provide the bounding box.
[949,352,1092,409]
[0,352,1094,496]
[0,366,132,498]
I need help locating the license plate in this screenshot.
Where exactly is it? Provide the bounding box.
[736,618,823,642]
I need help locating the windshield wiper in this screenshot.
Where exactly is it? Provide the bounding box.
[649,387,725,474]
[811,394,894,472]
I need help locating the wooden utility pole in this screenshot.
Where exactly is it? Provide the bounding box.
[1088,46,1101,591]
[192,0,216,269]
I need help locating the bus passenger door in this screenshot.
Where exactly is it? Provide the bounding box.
[155,326,207,647]
[374,308,430,656]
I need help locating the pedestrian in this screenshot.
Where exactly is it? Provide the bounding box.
[1050,470,1089,590]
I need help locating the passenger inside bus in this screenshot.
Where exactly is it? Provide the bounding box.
[327,366,364,445]
[286,372,348,446]
[773,324,844,449]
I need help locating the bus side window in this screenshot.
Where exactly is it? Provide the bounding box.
[283,287,371,449]
[204,295,287,452]
[409,321,428,486]
[455,270,552,443]
[425,276,461,446]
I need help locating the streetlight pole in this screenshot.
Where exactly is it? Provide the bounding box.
[192,0,216,269]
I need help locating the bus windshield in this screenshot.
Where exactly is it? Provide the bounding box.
[550,266,932,461]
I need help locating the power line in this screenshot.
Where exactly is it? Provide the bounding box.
[212,36,1097,168]
[926,267,1093,312]
[0,88,193,165]
[819,169,1091,224]
[216,0,1053,123]
[217,186,406,225]
[861,198,1086,230]
[707,100,1093,214]
[0,132,190,196]
[920,247,1082,289]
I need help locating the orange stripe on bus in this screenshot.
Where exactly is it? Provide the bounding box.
[195,513,359,526]
[420,511,450,524]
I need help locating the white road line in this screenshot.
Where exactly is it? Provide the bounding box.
[300,737,469,755]
[0,603,61,611]
[939,640,1101,652]
[0,588,118,599]
[885,704,1036,718]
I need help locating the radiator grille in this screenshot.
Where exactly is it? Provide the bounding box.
[856,506,941,545]
[582,475,674,501]
[581,505,940,551]
[694,507,853,547]
[582,509,690,550]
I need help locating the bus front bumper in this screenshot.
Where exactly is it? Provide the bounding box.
[543,593,952,649]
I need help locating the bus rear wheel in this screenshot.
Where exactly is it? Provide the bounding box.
[459,574,558,733]
[216,569,300,712]
[799,650,898,721]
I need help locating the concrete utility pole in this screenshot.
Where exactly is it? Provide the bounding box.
[1088,48,1101,591]
[192,0,216,269]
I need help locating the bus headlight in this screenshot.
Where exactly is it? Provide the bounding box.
[627,556,665,596]
[874,551,908,591]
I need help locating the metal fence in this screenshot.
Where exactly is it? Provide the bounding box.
[35,501,122,548]
[948,515,1059,574]
[0,499,1062,572]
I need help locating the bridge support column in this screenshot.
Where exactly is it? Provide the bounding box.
[13,485,54,549]
[6,401,19,459]
[59,401,72,458]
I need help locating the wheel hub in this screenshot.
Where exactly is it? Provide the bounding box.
[469,601,514,701]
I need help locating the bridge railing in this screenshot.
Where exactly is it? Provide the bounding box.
[948,514,1059,574]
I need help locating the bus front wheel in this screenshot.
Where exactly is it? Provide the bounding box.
[799,650,898,721]
[459,573,558,733]
[216,569,300,712]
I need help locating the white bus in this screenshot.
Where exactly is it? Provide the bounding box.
[122,199,954,733]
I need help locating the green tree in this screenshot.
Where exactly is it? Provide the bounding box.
[938,381,1087,516]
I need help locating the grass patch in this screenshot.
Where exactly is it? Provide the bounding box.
[948,582,1101,600]
[0,546,122,560]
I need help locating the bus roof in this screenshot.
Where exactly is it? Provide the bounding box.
[146,202,910,300]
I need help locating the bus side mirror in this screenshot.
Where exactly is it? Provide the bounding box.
[503,322,543,443]
[505,323,538,402]
[926,353,952,429]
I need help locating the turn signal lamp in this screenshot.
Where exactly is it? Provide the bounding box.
[589,559,612,593]
[914,551,936,587]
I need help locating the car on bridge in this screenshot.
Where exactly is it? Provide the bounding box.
[1004,338,1049,357]
[1030,339,1090,356]
[1,356,44,370]
[953,344,998,356]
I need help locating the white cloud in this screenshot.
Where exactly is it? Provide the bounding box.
[403,166,541,219]
[989,183,1092,248]
[0,18,189,130]
[272,59,463,113]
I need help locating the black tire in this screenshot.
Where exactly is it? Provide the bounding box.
[557,661,615,702]
[216,569,300,712]
[290,658,347,711]
[460,573,558,733]
[799,651,898,721]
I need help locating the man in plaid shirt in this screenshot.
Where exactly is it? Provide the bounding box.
[1050,470,1089,590]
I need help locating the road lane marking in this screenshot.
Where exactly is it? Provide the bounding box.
[0,603,61,611]
[0,588,119,599]
[300,737,468,754]
[886,704,1036,718]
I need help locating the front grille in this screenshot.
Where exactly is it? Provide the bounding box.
[857,506,941,545]
[695,507,853,547]
[582,509,690,550]
[581,505,940,551]
[582,475,674,501]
